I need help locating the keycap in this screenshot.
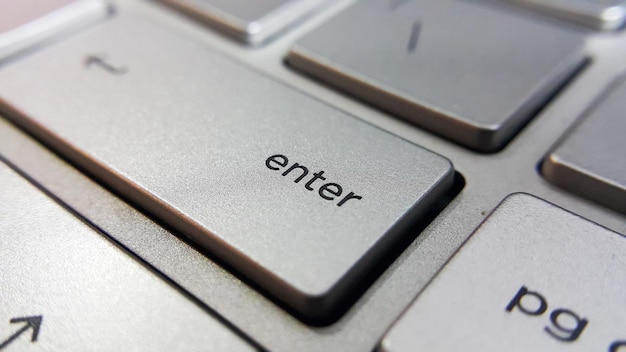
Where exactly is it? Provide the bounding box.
[503,0,626,31]
[0,160,256,351]
[0,0,111,61]
[161,0,326,45]
[542,77,626,214]
[379,193,626,352]
[0,15,454,321]
[287,0,585,152]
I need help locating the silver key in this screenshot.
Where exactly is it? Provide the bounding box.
[288,0,585,152]
[542,77,626,214]
[0,15,454,320]
[0,160,256,351]
[161,0,327,45]
[0,0,111,61]
[379,193,626,352]
[503,0,626,31]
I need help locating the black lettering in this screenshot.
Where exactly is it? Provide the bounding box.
[544,308,588,342]
[266,154,363,207]
[337,192,362,207]
[266,154,288,170]
[610,340,626,352]
[505,286,547,316]
[319,183,342,200]
[282,163,309,183]
[305,171,326,191]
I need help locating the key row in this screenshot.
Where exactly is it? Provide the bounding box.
[161,0,626,44]
[0,0,599,152]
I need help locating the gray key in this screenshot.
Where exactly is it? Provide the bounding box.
[161,0,327,45]
[379,194,626,352]
[0,160,256,351]
[542,77,626,214]
[503,0,626,31]
[0,0,111,61]
[0,15,454,320]
[287,0,585,152]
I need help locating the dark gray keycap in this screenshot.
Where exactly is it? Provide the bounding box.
[288,0,585,152]
[542,77,626,214]
[161,0,326,45]
[0,15,454,320]
[0,161,256,351]
[504,0,626,31]
[380,194,626,352]
[0,0,110,61]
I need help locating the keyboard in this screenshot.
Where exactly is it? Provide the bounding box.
[0,0,624,351]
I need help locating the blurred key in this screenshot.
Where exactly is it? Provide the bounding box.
[0,0,111,61]
[542,77,626,214]
[161,0,327,45]
[288,0,585,152]
[504,0,626,31]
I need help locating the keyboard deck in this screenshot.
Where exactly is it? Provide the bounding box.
[0,0,625,351]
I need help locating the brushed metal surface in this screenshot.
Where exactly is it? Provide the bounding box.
[161,0,328,45]
[287,0,586,151]
[0,14,454,321]
[0,160,256,352]
[0,0,625,351]
[542,76,626,214]
[380,193,626,351]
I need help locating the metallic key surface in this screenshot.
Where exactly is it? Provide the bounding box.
[379,193,626,352]
[0,15,454,320]
[542,77,626,214]
[161,0,327,45]
[0,0,111,61]
[503,0,626,31]
[288,0,585,152]
[0,160,256,351]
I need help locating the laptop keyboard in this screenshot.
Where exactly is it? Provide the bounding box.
[0,0,624,351]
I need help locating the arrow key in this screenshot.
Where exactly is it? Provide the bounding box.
[0,161,256,351]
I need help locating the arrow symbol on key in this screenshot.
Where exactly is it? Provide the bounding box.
[0,316,43,350]
[85,54,128,75]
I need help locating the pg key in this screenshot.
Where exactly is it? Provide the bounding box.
[379,194,626,352]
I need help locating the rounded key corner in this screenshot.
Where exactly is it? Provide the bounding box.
[599,4,626,28]
[377,337,392,352]
[239,19,278,46]
[436,161,458,191]
[484,193,551,221]
[539,152,570,184]
[460,123,508,153]
[286,284,345,325]
[502,192,543,204]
